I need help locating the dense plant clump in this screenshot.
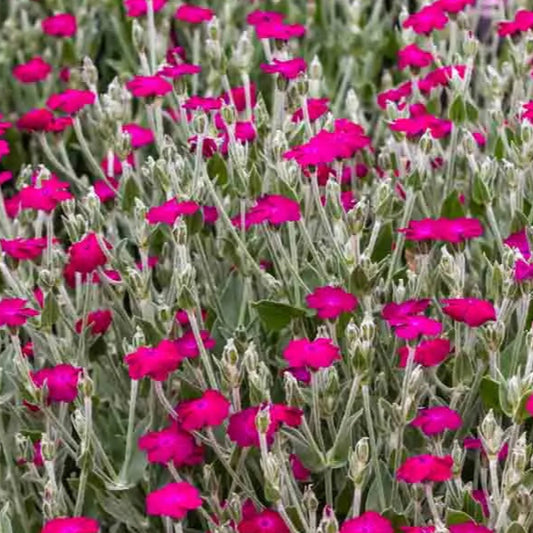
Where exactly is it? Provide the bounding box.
[2,0,533,532]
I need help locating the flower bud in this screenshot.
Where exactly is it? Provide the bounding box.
[132,20,145,51]
[82,56,98,88]
[255,405,271,434]
[41,434,55,462]
[318,506,338,533]
[480,409,504,457]
[303,486,319,512]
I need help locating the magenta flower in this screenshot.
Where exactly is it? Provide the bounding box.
[472,490,489,517]
[396,454,453,483]
[0,237,50,261]
[124,339,185,381]
[67,233,110,275]
[75,309,113,335]
[41,517,99,533]
[400,526,436,533]
[382,299,431,321]
[260,58,307,80]
[441,298,496,327]
[290,454,311,482]
[340,511,394,533]
[397,44,434,70]
[448,522,493,533]
[228,404,303,448]
[174,389,230,431]
[463,437,508,461]
[17,108,54,132]
[18,176,73,213]
[223,84,257,112]
[126,75,172,98]
[31,364,82,403]
[499,10,533,37]
[146,482,202,520]
[0,298,39,327]
[183,95,222,112]
[283,338,341,369]
[146,198,200,225]
[255,21,306,40]
[247,10,285,26]
[12,57,52,83]
[122,123,154,148]
[306,286,358,320]
[41,13,77,37]
[388,315,442,340]
[94,178,119,203]
[399,218,483,242]
[390,114,452,139]
[174,4,214,24]
[235,195,301,228]
[158,63,202,79]
[377,81,412,109]
[175,330,215,358]
[411,406,462,435]
[292,98,330,122]
[398,338,452,367]
[504,228,530,259]
[418,65,466,94]
[403,4,448,34]
[139,425,204,466]
[525,393,533,417]
[436,0,475,14]
[47,89,96,114]
[237,509,290,533]
[124,0,166,17]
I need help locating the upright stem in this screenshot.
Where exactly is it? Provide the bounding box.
[118,379,139,485]
[187,311,218,389]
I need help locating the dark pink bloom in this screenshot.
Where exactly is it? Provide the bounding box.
[139,425,204,466]
[398,339,452,367]
[31,364,82,403]
[400,528,436,533]
[0,171,12,185]
[306,286,358,320]
[75,309,112,335]
[504,228,530,259]
[175,390,230,431]
[499,10,533,36]
[472,131,487,146]
[228,404,303,448]
[123,123,154,148]
[47,116,74,133]
[94,178,119,203]
[41,13,77,37]
[290,454,311,482]
[34,287,44,308]
[411,406,462,435]
[377,81,412,109]
[41,517,99,533]
[292,98,329,122]
[0,298,39,327]
[17,108,54,131]
[0,115,12,135]
[525,393,533,417]
[448,522,493,533]
[464,437,508,461]
[396,454,453,483]
[188,135,218,158]
[397,44,434,70]
[390,114,452,139]
[403,4,448,34]
[340,511,394,533]
[399,218,483,242]
[202,205,218,224]
[12,57,52,83]
[247,10,285,26]
[175,330,215,358]
[283,338,341,369]
[234,195,301,228]
[238,509,290,533]
[285,367,312,385]
[17,176,73,213]
[388,315,442,340]
[0,238,50,260]
[183,95,222,111]
[441,298,496,327]
[125,339,185,381]
[67,233,110,274]
[59,67,71,83]
[472,490,489,517]
[146,198,200,225]
[0,139,9,160]
[146,482,202,519]
[382,299,431,321]
[418,65,466,93]
[340,190,357,212]
[32,440,44,467]
[255,21,306,40]
[47,89,96,114]
[126,75,172,98]
[124,0,167,17]
[174,4,214,24]
[260,58,307,79]
[514,260,533,282]
[158,63,202,79]
[435,0,475,13]
[175,309,207,326]
[223,84,257,112]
